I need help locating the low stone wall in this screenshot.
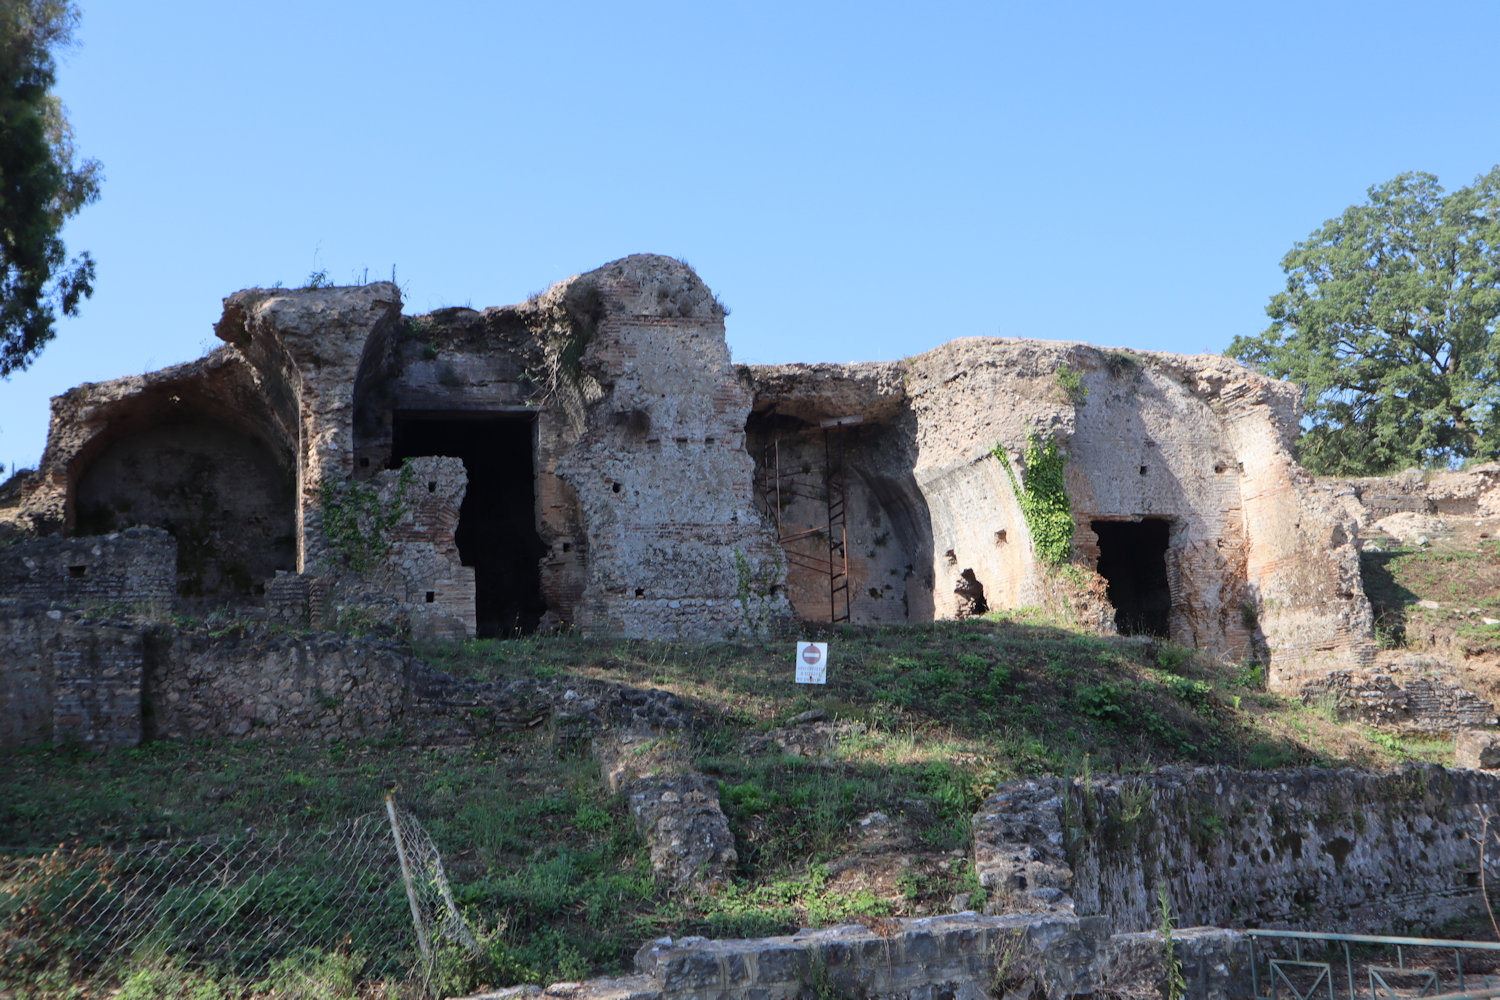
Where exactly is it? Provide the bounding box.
[1300,659,1495,734]
[145,630,416,740]
[460,912,1250,1000]
[0,527,176,609]
[976,766,1497,937]
[0,611,706,749]
[0,603,145,748]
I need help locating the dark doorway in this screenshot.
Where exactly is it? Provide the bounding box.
[1092,519,1171,638]
[392,413,547,637]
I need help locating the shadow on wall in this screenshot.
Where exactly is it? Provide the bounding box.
[75,420,296,609]
[747,411,935,625]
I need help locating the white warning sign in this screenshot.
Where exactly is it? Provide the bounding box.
[795,642,828,684]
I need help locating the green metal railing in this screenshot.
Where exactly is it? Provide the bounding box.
[1249,930,1500,1000]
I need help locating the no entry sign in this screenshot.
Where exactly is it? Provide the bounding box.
[795,642,828,684]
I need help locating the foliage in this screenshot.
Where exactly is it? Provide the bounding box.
[7,615,1434,994]
[1228,168,1500,474]
[995,432,1075,564]
[1103,350,1142,378]
[1054,363,1088,404]
[317,462,414,573]
[1157,882,1186,1000]
[0,0,102,376]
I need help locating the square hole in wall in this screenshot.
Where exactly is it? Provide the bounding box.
[68,565,87,578]
[426,591,436,603]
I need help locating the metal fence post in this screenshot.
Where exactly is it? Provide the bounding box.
[386,795,433,979]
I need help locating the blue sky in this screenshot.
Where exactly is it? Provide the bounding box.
[2,0,1498,472]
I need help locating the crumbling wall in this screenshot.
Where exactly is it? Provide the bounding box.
[74,422,294,606]
[144,630,416,741]
[11,256,1376,657]
[1066,354,1253,657]
[0,604,146,748]
[16,348,292,538]
[204,260,788,641]
[744,364,913,623]
[1323,464,1500,526]
[0,527,176,609]
[751,341,1374,675]
[11,348,296,607]
[545,256,791,639]
[214,283,404,571]
[468,912,1250,1000]
[322,455,476,639]
[901,339,1072,620]
[1299,657,1495,735]
[976,766,1495,937]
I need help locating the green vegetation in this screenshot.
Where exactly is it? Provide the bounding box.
[1229,167,1500,474]
[1361,539,1500,654]
[996,432,1075,564]
[1054,363,1088,404]
[3,615,1442,996]
[317,460,414,573]
[1158,882,1186,1000]
[0,0,103,377]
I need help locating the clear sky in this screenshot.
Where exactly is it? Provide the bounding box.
[2,0,1498,472]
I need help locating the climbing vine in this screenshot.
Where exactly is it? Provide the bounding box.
[318,461,414,573]
[994,431,1074,565]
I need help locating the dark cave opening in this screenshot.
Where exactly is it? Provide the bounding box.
[392,413,547,637]
[1092,518,1172,638]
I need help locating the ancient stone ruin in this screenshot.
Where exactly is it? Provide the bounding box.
[3,253,1381,690]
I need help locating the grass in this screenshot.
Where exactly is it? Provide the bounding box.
[1362,540,1500,653]
[3,615,1443,996]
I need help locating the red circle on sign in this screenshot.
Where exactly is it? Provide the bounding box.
[802,646,822,665]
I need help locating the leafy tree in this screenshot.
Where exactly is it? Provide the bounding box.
[0,0,101,377]
[1228,168,1500,475]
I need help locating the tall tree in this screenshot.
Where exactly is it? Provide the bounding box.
[0,0,100,377]
[1228,168,1500,475]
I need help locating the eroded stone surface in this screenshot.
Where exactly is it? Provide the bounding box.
[980,765,1500,936]
[1455,729,1500,769]
[595,731,738,889]
[456,911,1249,1000]
[1299,658,1495,734]
[9,255,1378,666]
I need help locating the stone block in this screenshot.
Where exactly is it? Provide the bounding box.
[1456,729,1500,769]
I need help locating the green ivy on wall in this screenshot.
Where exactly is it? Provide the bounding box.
[994,432,1074,565]
[318,461,414,573]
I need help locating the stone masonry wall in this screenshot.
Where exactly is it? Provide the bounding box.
[750,341,1372,673]
[318,455,476,640]
[975,766,1496,937]
[0,527,176,609]
[215,283,404,572]
[464,912,1250,1000]
[73,421,295,607]
[553,257,791,639]
[0,604,145,748]
[145,630,415,741]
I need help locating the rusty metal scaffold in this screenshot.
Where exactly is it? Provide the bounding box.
[757,416,861,624]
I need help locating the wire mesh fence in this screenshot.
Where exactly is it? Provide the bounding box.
[0,797,475,998]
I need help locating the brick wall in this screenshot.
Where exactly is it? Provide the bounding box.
[0,527,176,609]
[0,604,145,748]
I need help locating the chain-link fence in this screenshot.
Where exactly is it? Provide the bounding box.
[0,798,475,998]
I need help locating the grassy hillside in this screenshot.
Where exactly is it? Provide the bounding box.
[2,613,1450,996]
